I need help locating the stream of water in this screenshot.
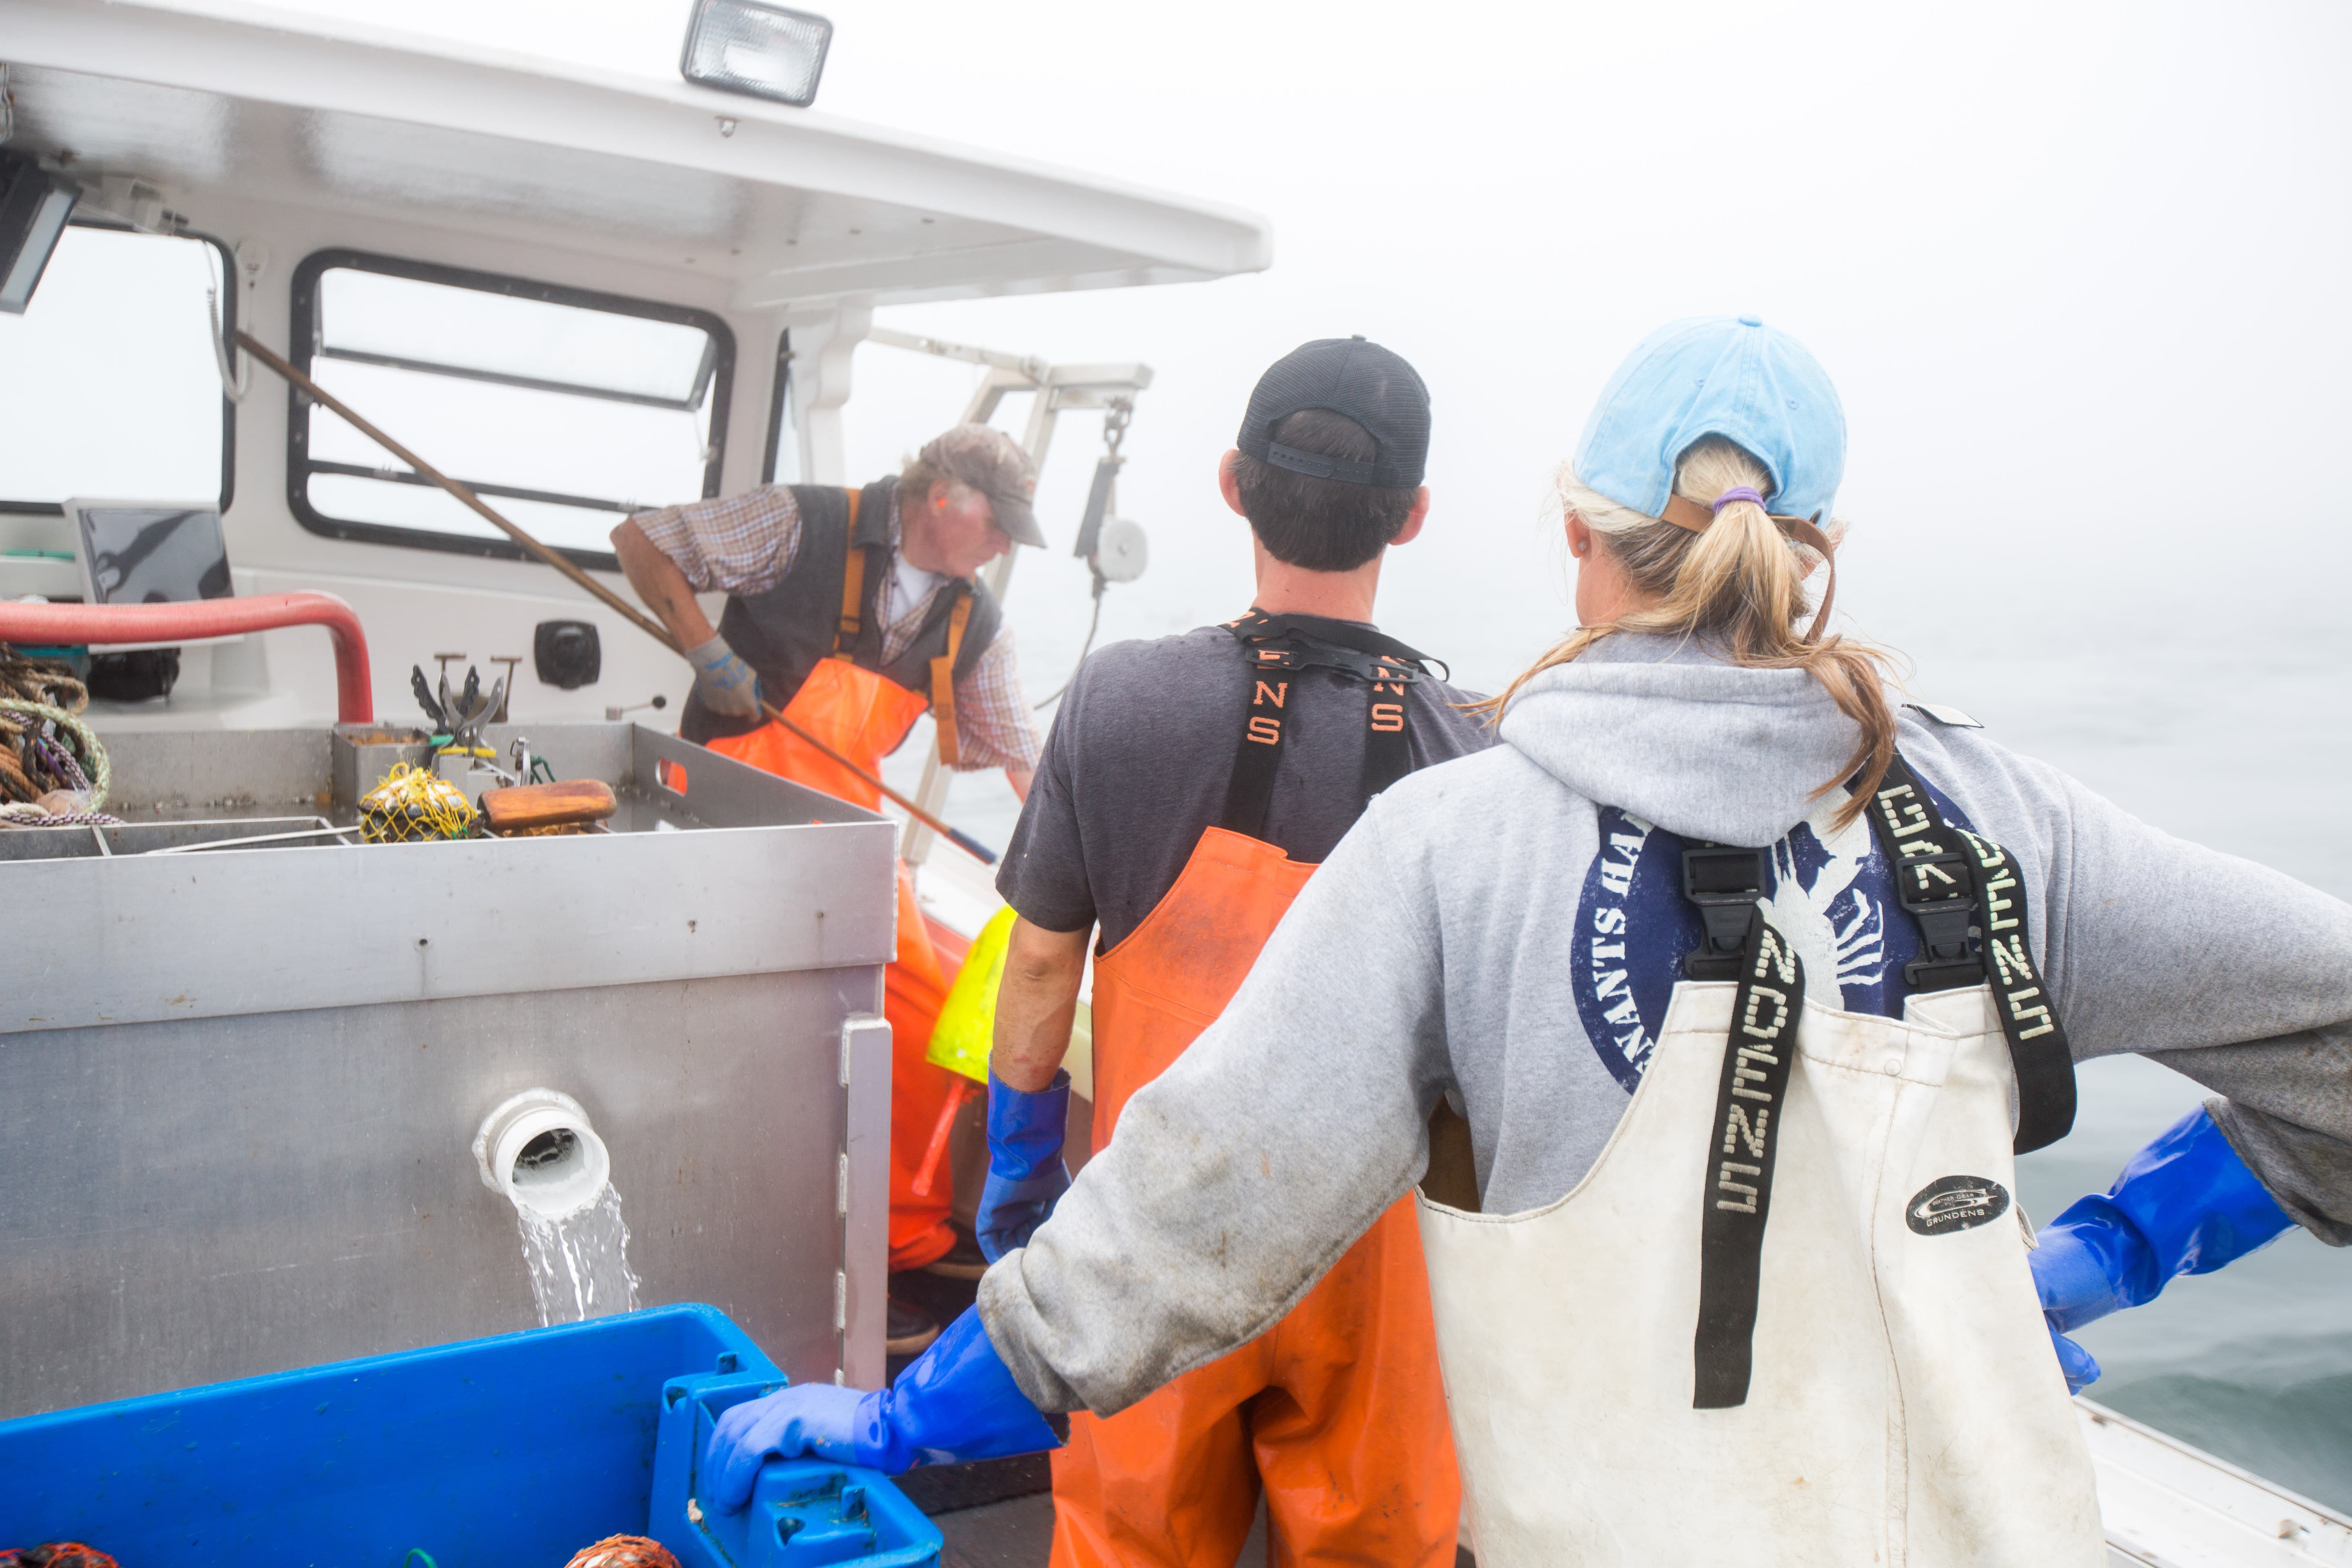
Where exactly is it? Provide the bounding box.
[512,1185,642,1329]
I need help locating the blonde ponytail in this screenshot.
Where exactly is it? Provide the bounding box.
[1486,437,1898,828]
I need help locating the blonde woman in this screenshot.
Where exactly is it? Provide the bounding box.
[708,318,2350,1567]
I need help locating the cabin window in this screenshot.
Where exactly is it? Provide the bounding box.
[288,251,733,568]
[0,224,235,515]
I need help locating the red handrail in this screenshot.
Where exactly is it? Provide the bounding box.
[0,592,374,724]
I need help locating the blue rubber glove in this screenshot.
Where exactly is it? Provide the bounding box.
[2045,1325,2103,1394]
[704,1305,1060,1509]
[2031,1106,2294,1392]
[686,633,763,717]
[976,1069,1071,1263]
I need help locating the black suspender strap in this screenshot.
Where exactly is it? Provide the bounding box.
[1692,904,1806,1409]
[1860,752,2077,1155]
[1677,748,2076,1410]
[1362,649,1416,801]
[1863,752,1980,993]
[1964,829,2076,1153]
[1680,844,1767,981]
[1219,635,1292,841]
[1216,611,1442,843]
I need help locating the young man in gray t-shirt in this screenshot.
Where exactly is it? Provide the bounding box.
[982,338,1487,1568]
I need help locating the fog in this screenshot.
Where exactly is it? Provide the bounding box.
[266,0,2352,886]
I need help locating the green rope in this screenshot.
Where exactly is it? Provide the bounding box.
[402,1552,441,1568]
[0,697,109,809]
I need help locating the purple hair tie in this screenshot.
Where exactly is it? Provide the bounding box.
[1711,487,1767,513]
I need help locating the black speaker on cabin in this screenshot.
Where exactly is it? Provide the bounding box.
[534,620,601,689]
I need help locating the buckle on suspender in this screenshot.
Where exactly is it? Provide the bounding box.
[1893,849,1980,990]
[1680,845,1764,981]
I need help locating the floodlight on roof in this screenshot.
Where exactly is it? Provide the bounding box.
[681,0,834,109]
[0,151,80,316]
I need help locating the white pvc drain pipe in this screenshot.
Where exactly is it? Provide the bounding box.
[474,1088,639,1324]
[474,1087,612,1222]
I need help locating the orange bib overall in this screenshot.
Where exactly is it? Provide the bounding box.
[704,489,980,1272]
[1049,613,1460,1568]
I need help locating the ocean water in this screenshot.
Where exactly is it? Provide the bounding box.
[1908,584,2352,1514]
[888,506,2351,1512]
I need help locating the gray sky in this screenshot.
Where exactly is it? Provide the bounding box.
[276,0,2351,657]
[246,1,2352,878]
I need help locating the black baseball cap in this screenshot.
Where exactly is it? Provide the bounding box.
[1237,336,1430,489]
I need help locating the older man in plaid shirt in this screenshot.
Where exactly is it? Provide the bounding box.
[612,423,1046,1348]
[613,423,1044,795]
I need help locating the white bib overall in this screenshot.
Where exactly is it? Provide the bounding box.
[1416,979,2105,1568]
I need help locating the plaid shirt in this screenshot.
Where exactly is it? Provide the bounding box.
[633,484,1040,773]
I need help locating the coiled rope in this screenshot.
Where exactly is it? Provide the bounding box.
[0,649,114,821]
[0,699,110,810]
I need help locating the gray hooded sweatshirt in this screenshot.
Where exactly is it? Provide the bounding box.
[978,634,2352,1417]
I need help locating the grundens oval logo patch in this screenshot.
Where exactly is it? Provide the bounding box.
[1906,1175,2012,1236]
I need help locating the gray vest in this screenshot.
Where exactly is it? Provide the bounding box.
[678,477,1003,750]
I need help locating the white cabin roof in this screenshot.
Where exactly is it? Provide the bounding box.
[3,0,1273,308]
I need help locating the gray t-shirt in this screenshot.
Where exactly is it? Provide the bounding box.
[998,618,1493,951]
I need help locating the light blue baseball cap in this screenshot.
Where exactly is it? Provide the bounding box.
[1572,315,1846,523]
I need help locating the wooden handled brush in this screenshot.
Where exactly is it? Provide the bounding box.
[480,780,619,835]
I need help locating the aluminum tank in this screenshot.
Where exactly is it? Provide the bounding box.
[0,722,896,1418]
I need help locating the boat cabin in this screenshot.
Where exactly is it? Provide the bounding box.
[2,0,1269,739]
